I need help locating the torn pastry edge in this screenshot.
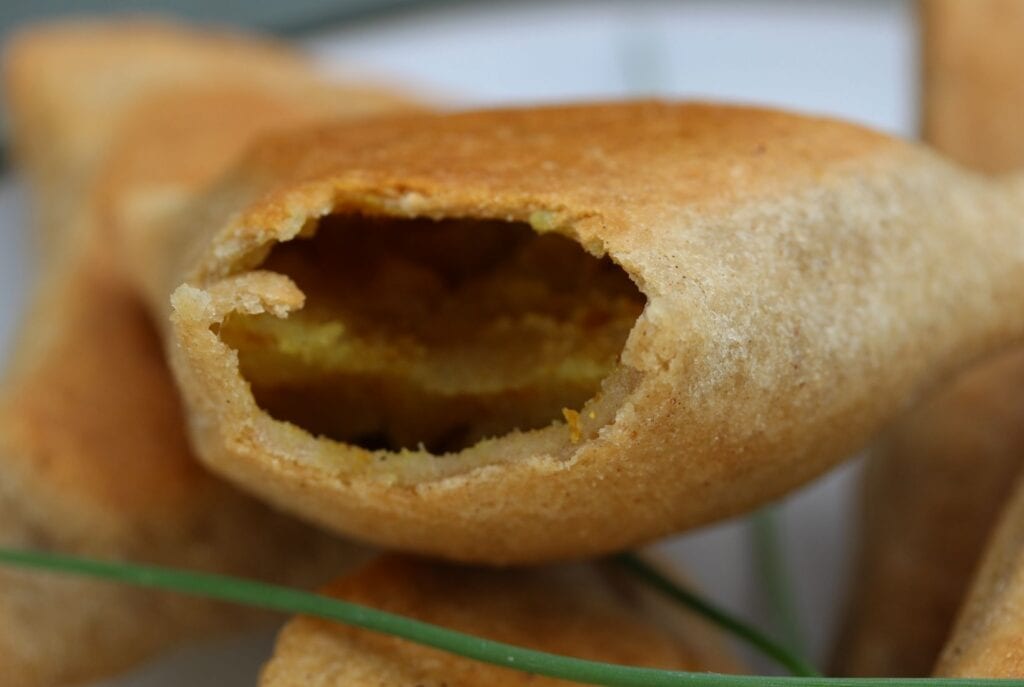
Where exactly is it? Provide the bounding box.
[168,181,657,486]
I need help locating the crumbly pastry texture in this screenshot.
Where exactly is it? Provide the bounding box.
[131,100,1024,563]
[259,555,741,686]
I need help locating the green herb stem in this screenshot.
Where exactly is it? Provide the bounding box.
[614,552,819,677]
[0,548,1021,687]
[752,507,810,663]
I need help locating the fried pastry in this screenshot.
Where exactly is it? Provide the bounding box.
[832,1,1024,675]
[259,555,741,686]
[111,100,1024,563]
[935,474,1024,676]
[0,20,411,685]
[833,356,1024,676]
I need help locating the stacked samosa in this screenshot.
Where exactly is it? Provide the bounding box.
[0,19,401,685]
[11,7,1024,685]
[0,19,742,686]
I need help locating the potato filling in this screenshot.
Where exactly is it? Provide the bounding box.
[220,215,645,453]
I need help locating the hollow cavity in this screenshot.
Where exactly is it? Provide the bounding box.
[220,214,645,453]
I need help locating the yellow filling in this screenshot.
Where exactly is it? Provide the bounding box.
[221,215,644,453]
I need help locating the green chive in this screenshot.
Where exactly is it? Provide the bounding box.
[0,548,1021,687]
[614,552,820,677]
[752,507,810,664]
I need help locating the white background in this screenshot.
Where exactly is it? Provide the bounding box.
[0,1,917,682]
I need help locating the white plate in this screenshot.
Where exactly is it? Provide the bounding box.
[0,1,915,683]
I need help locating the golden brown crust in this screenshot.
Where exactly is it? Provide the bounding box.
[0,254,208,537]
[143,101,1024,562]
[96,84,419,316]
[2,19,301,259]
[0,18,417,685]
[0,213,366,687]
[259,555,741,686]
[3,18,415,260]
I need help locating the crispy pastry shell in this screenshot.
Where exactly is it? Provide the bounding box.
[259,555,741,686]
[128,102,1024,563]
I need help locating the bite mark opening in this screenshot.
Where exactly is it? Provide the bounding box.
[219,213,645,454]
